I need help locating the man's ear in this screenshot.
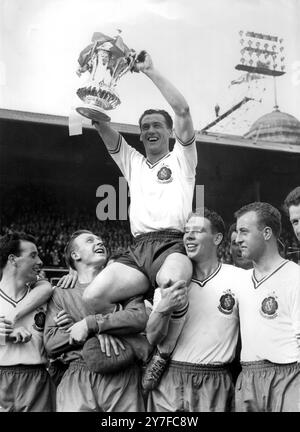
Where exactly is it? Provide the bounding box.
[214,233,223,246]
[263,227,272,241]
[71,250,80,263]
[8,254,17,265]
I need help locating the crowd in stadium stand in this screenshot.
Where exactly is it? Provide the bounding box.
[1,184,298,268]
[0,213,132,267]
[1,211,298,268]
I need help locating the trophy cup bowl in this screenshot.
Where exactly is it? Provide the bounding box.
[76,32,136,122]
[76,83,121,122]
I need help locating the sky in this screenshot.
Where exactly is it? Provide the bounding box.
[0,0,299,134]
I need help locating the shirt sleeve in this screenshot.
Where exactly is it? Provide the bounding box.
[43,290,74,358]
[108,135,144,184]
[172,134,198,178]
[85,295,148,336]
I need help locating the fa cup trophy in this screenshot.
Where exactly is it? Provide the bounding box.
[76,31,137,122]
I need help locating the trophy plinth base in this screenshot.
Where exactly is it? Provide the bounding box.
[76,104,111,122]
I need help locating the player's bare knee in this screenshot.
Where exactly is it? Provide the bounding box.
[82,287,103,310]
[83,283,113,314]
[157,256,192,287]
[82,289,94,309]
[181,258,193,283]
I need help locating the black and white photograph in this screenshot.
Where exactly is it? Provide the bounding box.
[0,0,300,417]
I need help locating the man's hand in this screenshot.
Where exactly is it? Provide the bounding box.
[156,280,188,314]
[54,309,75,330]
[0,316,14,339]
[56,269,78,289]
[8,326,32,344]
[67,319,89,345]
[97,334,125,357]
[132,51,154,74]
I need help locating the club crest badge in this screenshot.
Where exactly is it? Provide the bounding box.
[33,308,46,332]
[157,165,173,183]
[260,294,278,319]
[218,290,235,315]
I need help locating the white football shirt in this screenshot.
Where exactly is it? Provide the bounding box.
[238,260,300,363]
[110,135,197,237]
[153,263,244,364]
[0,288,47,366]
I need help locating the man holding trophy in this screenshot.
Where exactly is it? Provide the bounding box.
[75,32,198,391]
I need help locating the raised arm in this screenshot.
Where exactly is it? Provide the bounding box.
[92,120,121,152]
[134,51,195,144]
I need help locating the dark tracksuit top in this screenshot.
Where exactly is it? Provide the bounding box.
[43,281,147,363]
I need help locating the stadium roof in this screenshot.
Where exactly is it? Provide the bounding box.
[244,109,300,145]
[1,108,299,154]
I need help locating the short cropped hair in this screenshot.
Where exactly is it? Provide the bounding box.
[64,230,94,270]
[187,208,226,239]
[283,187,300,214]
[234,202,281,239]
[138,109,173,130]
[0,231,36,270]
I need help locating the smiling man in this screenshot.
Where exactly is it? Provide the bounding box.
[146,209,244,412]
[228,223,252,270]
[235,202,300,412]
[44,230,146,412]
[0,232,53,412]
[84,51,197,388]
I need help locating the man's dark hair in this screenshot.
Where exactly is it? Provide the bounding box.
[188,207,226,240]
[228,223,237,242]
[234,202,282,239]
[64,230,94,270]
[0,231,36,270]
[138,109,173,130]
[283,187,300,214]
